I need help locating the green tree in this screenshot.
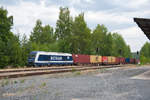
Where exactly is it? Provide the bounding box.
[40,25,54,44]
[140,42,150,58]
[20,34,31,66]
[7,34,22,67]
[91,24,113,56]
[124,45,131,58]
[0,7,14,68]
[55,7,73,53]
[30,20,43,43]
[29,19,55,52]
[0,7,13,43]
[0,37,9,68]
[71,13,91,54]
[111,33,131,57]
[105,33,113,56]
[55,7,73,40]
[140,42,150,64]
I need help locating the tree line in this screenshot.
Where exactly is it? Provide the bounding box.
[140,42,150,64]
[0,7,132,68]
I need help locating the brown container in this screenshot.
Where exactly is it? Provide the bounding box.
[130,58,134,64]
[72,54,90,64]
[90,55,102,64]
[115,57,120,64]
[119,57,125,64]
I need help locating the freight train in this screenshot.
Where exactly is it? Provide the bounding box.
[28,51,139,66]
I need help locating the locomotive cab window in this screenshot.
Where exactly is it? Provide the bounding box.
[38,55,49,61]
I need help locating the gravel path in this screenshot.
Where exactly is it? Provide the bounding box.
[0,66,150,100]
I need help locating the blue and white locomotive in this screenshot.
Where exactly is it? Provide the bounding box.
[28,51,73,66]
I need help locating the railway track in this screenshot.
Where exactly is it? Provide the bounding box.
[0,65,122,79]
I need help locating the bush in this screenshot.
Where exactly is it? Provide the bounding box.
[140,55,150,64]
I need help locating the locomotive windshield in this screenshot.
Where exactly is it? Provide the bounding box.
[29,52,37,59]
[28,52,37,65]
[29,54,36,58]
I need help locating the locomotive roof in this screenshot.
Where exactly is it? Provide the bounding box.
[31,51,72,56]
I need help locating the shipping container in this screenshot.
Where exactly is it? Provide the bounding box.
[130,58,134,64]
[119,57,125,64]
[102,56,108,65]
[72,54,90,65]
[107,56,112,64]
[107,56,116,64]
[98,56,102,63]
[90,55,102,64]
[111,56,116,64]
[115,57,120,64]
[125,58,130,63]
[132,58,135,63]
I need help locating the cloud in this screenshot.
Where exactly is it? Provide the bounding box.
[84,9,150,52]
[113,26,149,52]
[1,0,59,37]
[85,11,130,25]
[69,0,94,5]
[111,0,150,9]
[0,0,150,52]
[84,8,150,33]
[0,0,21,6]
[84,0,94,3]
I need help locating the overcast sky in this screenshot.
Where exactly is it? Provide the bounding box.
[0,0,150,52]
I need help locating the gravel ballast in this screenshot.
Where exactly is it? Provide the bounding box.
[0,66,150,100]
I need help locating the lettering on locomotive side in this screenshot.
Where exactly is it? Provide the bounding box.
[51,56,62,60]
